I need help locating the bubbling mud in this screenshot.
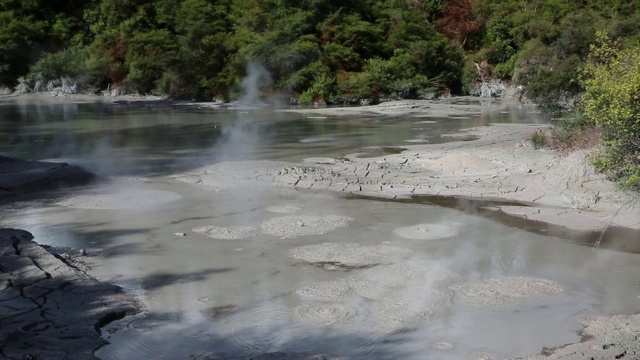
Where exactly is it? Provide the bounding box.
[355,262,457,333]
[393,223,459,240]
[295,279,352,302]
[220,300,304,353]
[451,276,565,307]
[294,303,359,326]
[261,215,353,238]
[292,258,458,333]
[192,225,258,240]
[467,351,503,360]
[574,309,607,326]
[56,189,181,209]
[431,341,455,351]
[288,243,411,267]
[170,174,228,190]
[608,267,640,288]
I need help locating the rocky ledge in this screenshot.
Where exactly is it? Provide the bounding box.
[0,156,94,201]
[0,228,139,360]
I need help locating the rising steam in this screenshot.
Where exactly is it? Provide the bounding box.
[238,62,272,106]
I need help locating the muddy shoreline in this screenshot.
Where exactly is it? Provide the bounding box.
[0,229,140,360]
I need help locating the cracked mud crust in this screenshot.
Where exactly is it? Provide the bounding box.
[0,156,94,201]
[0,228,139,360]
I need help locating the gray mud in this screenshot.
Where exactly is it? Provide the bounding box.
[293,258,457,333]
[267,205,302,214]
[295,279,352,302]
[0,228,139,360]
[451,276,565,307]
[294,303,359,327]
[261,215,352,238]
[393,223,460,240]
[0,156,94,201]
[288,243,410,267]
[193,225,259,240]
[56,189,181,209]
[523,313,640,359]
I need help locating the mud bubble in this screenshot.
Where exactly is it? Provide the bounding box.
[192,225,258,240]
[288,243,411,268]
[393,223,459,240]
[261,215,353,237]
[451,276,565,307]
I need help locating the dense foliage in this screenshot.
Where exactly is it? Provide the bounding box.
[2,0,640,189]
[579,31,640,189]
[1,0,640,105]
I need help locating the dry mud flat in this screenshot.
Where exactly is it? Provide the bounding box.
[0,228,139,360]
[260,123,640,233]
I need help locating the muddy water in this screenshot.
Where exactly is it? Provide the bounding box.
[2,99,640,360]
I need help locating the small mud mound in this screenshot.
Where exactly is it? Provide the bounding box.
[228,353,340,360]
[170,174,228,189]
[192,225,258,240]
[393,223,459,240]
[294,303,359,326]
[371,289,450,333]
[351,261,457,333]
[466,351,503,360]
[291,260,457,334]
[451,276,565,307]
[261,215,352,237]
[267,205,302,214]
[56,190,181,209]
[288,243,410,267]
[295,279,352,301]
[431,341,455,351]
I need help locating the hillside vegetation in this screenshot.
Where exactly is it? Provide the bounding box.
[1,0,639,188]
[1,0,638,102]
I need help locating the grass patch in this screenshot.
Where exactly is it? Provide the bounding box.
[548,125,602,154]
[530,130,547,149]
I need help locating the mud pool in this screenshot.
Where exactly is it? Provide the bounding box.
[2,98,640,359]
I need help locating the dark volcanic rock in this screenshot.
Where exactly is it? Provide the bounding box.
[0,228,139,360]
[0,156,94,199]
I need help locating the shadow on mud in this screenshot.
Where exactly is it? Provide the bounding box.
[347,193,640,254]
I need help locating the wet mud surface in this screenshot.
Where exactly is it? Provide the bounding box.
[366,194,640,254]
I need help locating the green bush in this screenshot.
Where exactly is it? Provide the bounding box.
[579,31,640,190]
[29,48,88,83]
[492,56,516,79]
[298,72,335,104]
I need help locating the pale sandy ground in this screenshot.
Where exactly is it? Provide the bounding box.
[264,118,640,233]
[0,92,165,104]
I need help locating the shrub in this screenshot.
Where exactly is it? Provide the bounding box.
[29,48,88,83]
[579,31,640,190]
